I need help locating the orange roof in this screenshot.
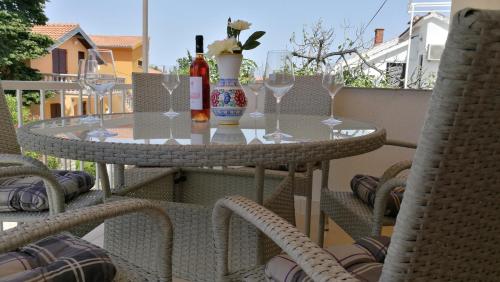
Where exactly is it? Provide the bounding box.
[32,23,79,40]
[90,35,142,49]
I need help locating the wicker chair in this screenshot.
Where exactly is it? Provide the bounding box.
[213,8,500,281]
[265,76,416,240]
[0,198,173,281]
[0,84,105,234]
[115,73,296,281]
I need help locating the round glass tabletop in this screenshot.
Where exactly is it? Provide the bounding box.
[25,112,378,145]
[18,112,386,166]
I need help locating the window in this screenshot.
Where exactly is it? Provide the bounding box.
[386,63,406,88]
[50,103,62,118]
[52,48,67,74]
[82,101,87,115]
[138,60,143,67]
[78,51,85,61]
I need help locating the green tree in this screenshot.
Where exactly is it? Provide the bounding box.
[0,0,53,81]
[176,50,257,84]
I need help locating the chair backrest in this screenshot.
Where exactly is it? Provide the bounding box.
[264,75,330,115]
[0,83,21,155]
[382,9,500,281]
[132,72,190,112]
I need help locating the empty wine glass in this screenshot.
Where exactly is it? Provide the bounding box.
[247,65,265,118]
[263,50,295,141]
[77,59,99,124]
[321,63,345,125]
[161,65,180,117]
[84,49,117,138]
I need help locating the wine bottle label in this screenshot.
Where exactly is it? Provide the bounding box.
[190,77,203,110]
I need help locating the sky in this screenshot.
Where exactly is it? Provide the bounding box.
[45,0,411,67]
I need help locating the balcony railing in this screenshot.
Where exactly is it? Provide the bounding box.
[2,80,132,189]
[2,80,132,127]
[40,73,127,84]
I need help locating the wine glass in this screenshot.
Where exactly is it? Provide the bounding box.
[321,63,345,125]
[84,49,117,138]
[263,50,295,141]
[77,59,99,124]
[161,65,180,118]
[247,65,265,118]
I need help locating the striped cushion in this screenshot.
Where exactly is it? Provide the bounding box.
[346,262,383,282]
[351,174,405,217]
[355,236,390,262]
[0,170,94,212]
[264,236,390,282]
[0,233,115,282]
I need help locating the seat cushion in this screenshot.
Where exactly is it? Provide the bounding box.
[0,233,115,282]
[351,174,405,217]
[0,170,95,212]
[264,236,390,282]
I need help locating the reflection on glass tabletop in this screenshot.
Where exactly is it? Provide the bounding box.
[26,112,378,145]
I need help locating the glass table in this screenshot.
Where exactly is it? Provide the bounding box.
[18,112,385,239]
[19,111,385,202]
[19,112,385,166]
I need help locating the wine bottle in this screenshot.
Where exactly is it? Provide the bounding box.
[190,35,210,122]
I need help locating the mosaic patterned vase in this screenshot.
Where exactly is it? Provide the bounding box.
[211,54,247,124]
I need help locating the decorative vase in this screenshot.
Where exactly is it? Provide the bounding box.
[210,54,247,124]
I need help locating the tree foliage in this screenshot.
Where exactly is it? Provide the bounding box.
[290,20,389,87]
[0,0,53,81]
[0,0,48,25]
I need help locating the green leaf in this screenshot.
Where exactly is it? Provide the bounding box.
[242,40,261,50]
[245,31,265,43]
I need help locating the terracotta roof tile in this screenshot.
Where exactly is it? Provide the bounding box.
[31,24,79,40]
[90,35,142,49]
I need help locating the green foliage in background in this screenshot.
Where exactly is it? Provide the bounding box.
[0,0,53,81]
[24,151,60,170]
[176,51,257,84]
[76,161,96,177]
[5,94,30,125]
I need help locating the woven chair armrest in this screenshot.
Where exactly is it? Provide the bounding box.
[0,166,65,214]
[372,178,407,236]
[0,198,173,280]
[213,196,358,281]
[379,160,412,185]
[0,154,49,171]
[385,139,418,149]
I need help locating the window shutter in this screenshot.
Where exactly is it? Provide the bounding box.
[52,49,60,73]
[59,49,68,74]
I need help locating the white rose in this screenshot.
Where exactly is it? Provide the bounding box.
[207,38,239,57]
[229,20,251,31]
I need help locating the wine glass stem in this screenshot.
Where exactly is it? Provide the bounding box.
[254,92,259,113]
[168,90,174,112]
[99,94,105,127]
[330,94,336,119]
[276,98,281,132]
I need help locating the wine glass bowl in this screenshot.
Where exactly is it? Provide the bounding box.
[77,58,99,124]
[263,50,295,141]
[246,65,265,118]
[161,65,180,118]
[321,63,345,125]
[84,49,118,138]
